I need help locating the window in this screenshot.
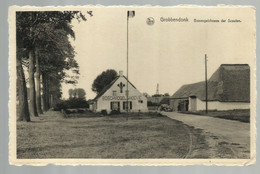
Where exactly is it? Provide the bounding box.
[123,101,132,110]
[138,100,143,103]
[110,102,120,111]
[112,90,117,96]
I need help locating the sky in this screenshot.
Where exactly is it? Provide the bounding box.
[61,7,255,100]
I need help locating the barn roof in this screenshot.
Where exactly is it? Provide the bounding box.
[93,75,136,100]
[172,64,250,102]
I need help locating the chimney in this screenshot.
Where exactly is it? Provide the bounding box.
[119,70,123,76]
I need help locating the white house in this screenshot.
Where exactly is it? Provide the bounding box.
[90,71,148,114]
[170,64,250,111]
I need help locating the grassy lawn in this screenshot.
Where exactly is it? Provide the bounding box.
[17,111,201,159]
[180,109,250,123]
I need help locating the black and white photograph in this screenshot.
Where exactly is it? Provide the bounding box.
[9,6,256,165]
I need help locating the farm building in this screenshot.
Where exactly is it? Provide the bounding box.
[170,64,250,111]
[90,71,148,114]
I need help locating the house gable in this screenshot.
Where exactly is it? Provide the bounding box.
[94,75,143,101]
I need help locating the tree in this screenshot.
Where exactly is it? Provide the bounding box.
[91,69,118,94]
[35,49,43,114]
[143,92,150,98]
[16,11,89,120]
[68,88,86,100]
[76,88,86,99]
[164,93,170,97]
[16,54,30,121]
[38,25,79,111]
[68,89,73,99]
[28,50,38,117]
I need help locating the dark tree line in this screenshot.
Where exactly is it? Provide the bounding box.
[16,11,90,121]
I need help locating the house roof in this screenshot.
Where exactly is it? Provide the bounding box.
[93,75,137,100]
[172,64,250,102]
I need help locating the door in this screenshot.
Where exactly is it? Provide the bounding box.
[178,100,189,111]
[189,97,197,111]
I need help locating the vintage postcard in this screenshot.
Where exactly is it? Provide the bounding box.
[9,5,256,166]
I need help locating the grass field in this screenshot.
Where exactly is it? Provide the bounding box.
[180,109,250,123]
[17,111,201,159]
[17,110,242,159]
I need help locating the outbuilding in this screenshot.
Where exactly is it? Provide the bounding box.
[170,64,250,111]
[90,71,148,114]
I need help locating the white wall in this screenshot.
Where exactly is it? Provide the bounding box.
[189,98,197,111]
[194,98,250,111]
[96,76,148,113]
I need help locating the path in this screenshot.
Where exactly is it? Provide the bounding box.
[163,111,250,158]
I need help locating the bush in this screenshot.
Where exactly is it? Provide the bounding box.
[110,110,121,115]
[101,110,108,115]
[78,109,85,113]
[54,102,67,111]
[54,98,89,111]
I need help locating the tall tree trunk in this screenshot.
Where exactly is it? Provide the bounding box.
[35,49,43,114]
[28,50,38,117]
[42,73,47,112]
[40,74,44,112]
[46,75,50,109]
[42,73,50,111]
[49,93,53,108]
[16,57,30,121]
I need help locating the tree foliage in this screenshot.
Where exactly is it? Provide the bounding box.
[91,69,118,94]
[16,11,90,121]
[143,92,150,98]
[69,88,86,100]
[164,93,170,97]
[16,11,85,84]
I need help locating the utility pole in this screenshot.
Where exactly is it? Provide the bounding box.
[156,83,159,111]
[205,54,208,113]
[126,11,135,120]
[126,11,129,117]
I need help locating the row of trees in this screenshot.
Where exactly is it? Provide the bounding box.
[16,11,89,121]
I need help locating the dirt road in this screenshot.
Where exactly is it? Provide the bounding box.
[163,112,250,158]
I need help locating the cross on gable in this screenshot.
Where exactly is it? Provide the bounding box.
[117,82,125,93]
